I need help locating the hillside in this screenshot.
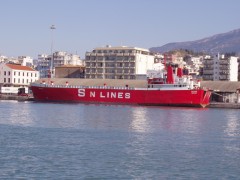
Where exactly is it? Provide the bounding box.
[150,28,240,54]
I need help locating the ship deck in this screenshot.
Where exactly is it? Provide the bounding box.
[35,78,148,88]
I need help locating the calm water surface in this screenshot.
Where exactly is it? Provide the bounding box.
[0,100,239,179]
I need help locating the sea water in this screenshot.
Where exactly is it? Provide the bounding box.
[0,101,239,179]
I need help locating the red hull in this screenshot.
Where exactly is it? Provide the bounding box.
[31,85,211,108]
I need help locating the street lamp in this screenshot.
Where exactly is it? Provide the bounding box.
[50,24,56,78]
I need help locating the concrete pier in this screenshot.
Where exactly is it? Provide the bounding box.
[0,94,33,101]
[209,102,240,109]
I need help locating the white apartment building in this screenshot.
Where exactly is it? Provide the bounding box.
[184,56,203,76]
[36,54,50,78]
[85,46,155,79]
[0,56,8,63]
[53,51,83,67]
[203,54,238,81]
[0,63,39,87]
[37,51,83,78]
[18,56,34,67]
[0,56,18,64]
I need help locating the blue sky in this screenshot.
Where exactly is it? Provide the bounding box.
[0,0,239,59]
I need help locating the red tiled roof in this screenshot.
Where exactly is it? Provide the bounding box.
[6,64,36,71]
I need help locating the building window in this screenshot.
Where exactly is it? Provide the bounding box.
[23,72,24,76]
[8,71,10,76]
[18,79,20,83]
[27,72,29,77]
[4,71,6,75]
[14,71,16,76]
[8,78,10,83]
[19,72,20,76]
[22,79,24,83]
[4,78,6,83]
[14,78,15,83]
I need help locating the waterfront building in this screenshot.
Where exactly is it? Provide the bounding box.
[0,56,19,64]
[0,63,39,88]
[203,54,238,81]
[184,56,203,77]
[0,55,8,63]
[52,51,83,67]
[85,45,155,79]
[18,56,34,67]
[37,51,83,78]
[0,63,39,87]
[36,54,51,78]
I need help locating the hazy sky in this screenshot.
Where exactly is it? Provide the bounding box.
[0,0,239,59]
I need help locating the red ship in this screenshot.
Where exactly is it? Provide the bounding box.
[30,66,211,107]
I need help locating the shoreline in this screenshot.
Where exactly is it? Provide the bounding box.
[1,95,239,109]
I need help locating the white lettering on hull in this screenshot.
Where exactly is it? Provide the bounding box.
[90,91,96,97]
[78,89,131,99]
[191,91,197,94]
[78,89,85,97]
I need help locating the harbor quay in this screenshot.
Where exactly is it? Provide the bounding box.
[1,94,240,109]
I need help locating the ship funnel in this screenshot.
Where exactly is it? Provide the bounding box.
[177,68,183,78]
[167,66,174,84]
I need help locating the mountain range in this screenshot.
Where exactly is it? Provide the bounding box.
[150,28,240,55]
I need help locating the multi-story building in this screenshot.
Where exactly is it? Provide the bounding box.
[203,54,238,81]
[0,63,39,88]
[37,51,83,78]
[85,46,155,79]
[53,51,83,67]
[0,56,18,64]
[184,56,203,76]
[0,55,8,63]
[18,56,34,67]
[36,54,51,78]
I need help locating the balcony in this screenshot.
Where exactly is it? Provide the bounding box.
[128,53,137,56]
[203,70,213,75]
[96,71,103,74]
[219,61,230,65]
[96,53,104,56]
[202,75,213,80]
[219,76,230,80]
[219,67,230,70]
[203,62,214,65]
[219,71,230,75]
[204,67,213,70]
[116,53,124,56]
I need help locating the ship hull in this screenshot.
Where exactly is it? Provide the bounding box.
[31,85,211,108]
